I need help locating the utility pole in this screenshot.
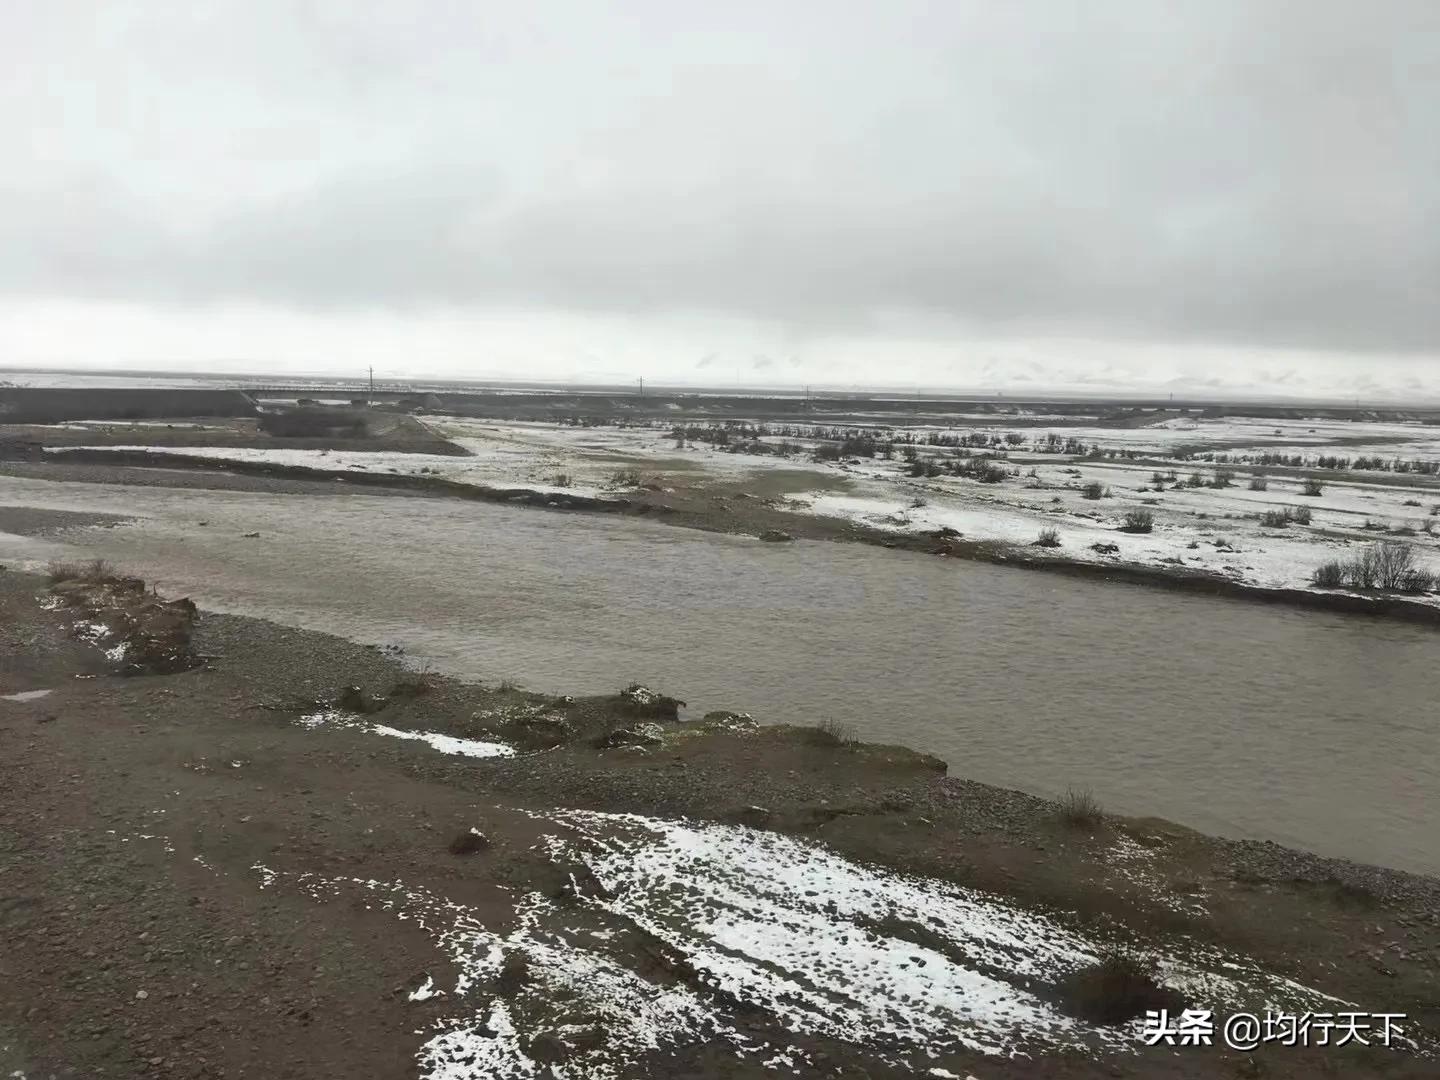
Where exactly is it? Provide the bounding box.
[368,366,374,405]
[638,376,644,398]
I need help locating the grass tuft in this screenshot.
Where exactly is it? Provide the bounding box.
[1058,786,1103,827]
[608,467,642,488]
[1260,505,1312,528]
[808,718,858,748]
[46,558,118,584]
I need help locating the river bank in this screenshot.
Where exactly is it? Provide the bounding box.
[8,448,1440,627]
[3,477,1438,876]
[1,566,1437,1078]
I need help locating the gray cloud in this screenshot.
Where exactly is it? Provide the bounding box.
[2,0,1437,357]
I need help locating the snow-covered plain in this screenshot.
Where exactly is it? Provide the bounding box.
[792,457,1440,596]
[801,414,1440,456]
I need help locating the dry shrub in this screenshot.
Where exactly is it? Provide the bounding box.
[809,718,858,747]
[1311,543,1433,592]
[1119,508,1154,533]
[1375,542,1428,590]
[1058,787,1103,827]
[1059,949,1186,1025]
[46,557,117,584]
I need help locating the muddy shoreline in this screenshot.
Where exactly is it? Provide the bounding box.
[2,566,1437,1078]
[13,448,1440,628]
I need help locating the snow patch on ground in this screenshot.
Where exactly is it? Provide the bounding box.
[247,809,1347,1079]
[1103,835,1208,919]
[299,709,515,759]
[408,976,442,1002]
[0,689,52,702]
[71,618,133,660]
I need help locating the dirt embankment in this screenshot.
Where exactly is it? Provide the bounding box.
[0,387,256,424]
[1,568,1437,1079]
[0,412,467,459]
[30,447,632,512]
[40,560,200,675]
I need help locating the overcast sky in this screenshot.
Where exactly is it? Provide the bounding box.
[1,1,1437,398]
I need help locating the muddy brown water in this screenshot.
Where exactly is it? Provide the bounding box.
[2,475,1436,877]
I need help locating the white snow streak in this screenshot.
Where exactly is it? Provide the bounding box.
[299,710,515,759]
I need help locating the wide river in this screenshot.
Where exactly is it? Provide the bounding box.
[2,475,1435,876]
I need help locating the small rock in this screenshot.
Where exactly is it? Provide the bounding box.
[337,685,381,714]
[448,828,489,856]
[528,1032,569,1065]
[701,710,758,733]
[737,805,772,828]
[617,683,685,720]
[596,723,665,749]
